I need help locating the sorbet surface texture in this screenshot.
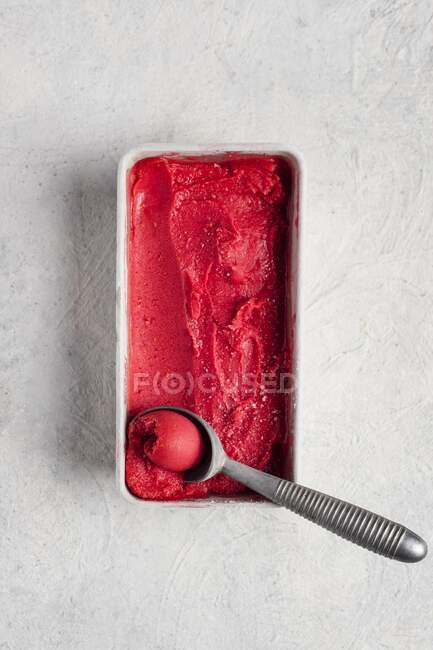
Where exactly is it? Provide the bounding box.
[126,155,292,500]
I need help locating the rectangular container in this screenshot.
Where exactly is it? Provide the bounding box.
[116,144,304,506]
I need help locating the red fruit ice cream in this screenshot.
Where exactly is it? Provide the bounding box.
[132,410,205,472]
[126,154,294,500]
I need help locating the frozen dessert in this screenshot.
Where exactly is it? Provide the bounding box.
[132,409,205,472]
[126,154,292,500]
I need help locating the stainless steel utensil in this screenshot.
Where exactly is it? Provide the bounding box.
[142,406,427,563]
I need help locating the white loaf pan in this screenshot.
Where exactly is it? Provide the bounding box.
[116,144,304,506]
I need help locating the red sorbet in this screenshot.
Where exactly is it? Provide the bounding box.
[126,154,293,500]
[132,410,205,472]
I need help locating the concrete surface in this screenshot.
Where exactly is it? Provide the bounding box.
[1,1,432,648]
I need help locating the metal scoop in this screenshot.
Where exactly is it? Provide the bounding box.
[142,406,427,563]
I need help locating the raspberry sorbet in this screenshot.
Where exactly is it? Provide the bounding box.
[133,410,205,472]
[126,154,294,500]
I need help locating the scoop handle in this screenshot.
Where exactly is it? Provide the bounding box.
[223,458,427,563]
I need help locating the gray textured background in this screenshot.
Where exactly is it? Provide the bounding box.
[1,1,433,648]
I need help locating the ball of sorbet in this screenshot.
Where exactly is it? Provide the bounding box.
[138,410,206,472]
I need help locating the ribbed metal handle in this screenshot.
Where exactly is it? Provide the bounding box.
[222,459,427,562]
[274,481,427,562]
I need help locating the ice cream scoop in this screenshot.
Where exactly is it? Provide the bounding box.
[137,406,427,563]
